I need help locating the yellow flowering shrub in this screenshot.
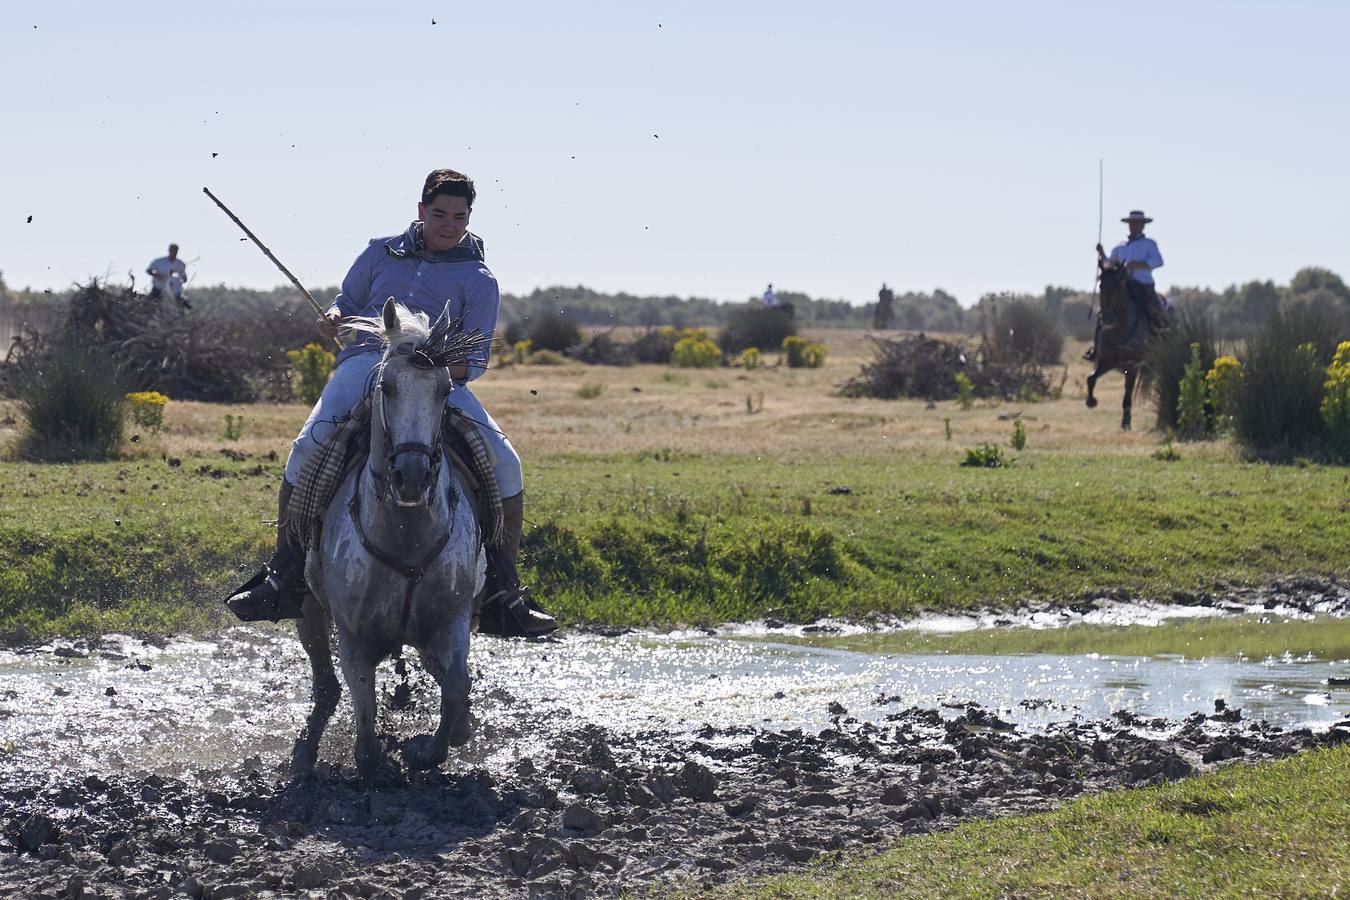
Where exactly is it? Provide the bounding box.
[1322,340,1350,458]
[125,391,169,432]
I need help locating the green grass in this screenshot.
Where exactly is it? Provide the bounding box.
[709,745,1350,899]
[0,447,1348,643]
[781,615,1350,661]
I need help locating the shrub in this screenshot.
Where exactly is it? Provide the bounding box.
[527,349,568,366]
[14,343,127,461]
[672,330,721,368]
[782,336,827,369]
[1153,442,1182,461]
[223,414,245,441]
[125,391,169,433]
[1233,304,1344,460]
[570,332,632,366]
[983,297,1064,366]
[577,382,605,399]
[286,342,336,406]
[630,326,679,364]
[1011,418,1026,451]
[1146,305,1216,430]
[525,314,582,353]
[1206,356,1242,433]
[720,303,797,355]
[739,347,761,370]
[513,339,532,364]
[1176,342,1210,440]
[954,372,974,410]
[1321,340,1350,460]
[961,443,1013,468]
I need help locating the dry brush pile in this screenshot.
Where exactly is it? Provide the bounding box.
[839,333,1055,401]
[2,281,290,404]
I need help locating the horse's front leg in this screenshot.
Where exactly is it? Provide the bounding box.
[336,627,394,785]
[290,593,339,782]
[1085,362,1104,409]
[1121,368,1137,432]
[403,613,473,771]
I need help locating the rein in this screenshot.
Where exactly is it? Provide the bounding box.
[348,468,452,651]
[357,352,453,651]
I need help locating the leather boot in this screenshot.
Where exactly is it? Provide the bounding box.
[477,492,558,638]
[225,481,306,622]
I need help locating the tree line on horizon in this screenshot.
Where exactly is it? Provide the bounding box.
[1,267,1346,343]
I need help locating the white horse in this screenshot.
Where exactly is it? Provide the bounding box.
[290,298,489,784]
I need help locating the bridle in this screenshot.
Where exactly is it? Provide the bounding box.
[350,344,455,649]
[370,347,448,506]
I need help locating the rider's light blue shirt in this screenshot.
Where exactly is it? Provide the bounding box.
[1108,235,1164,285]
[327,226,498,381]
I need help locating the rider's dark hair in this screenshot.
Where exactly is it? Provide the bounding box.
[422,169,476,208]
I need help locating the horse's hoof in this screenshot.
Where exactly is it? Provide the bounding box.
[289,743,319,783]
[401,734,447,771]
[357,755,405,789]
[1086,397,1099,409]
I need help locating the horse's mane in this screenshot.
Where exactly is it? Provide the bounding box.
[345,303,493,369]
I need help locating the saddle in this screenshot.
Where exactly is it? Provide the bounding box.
[282,396,504,554]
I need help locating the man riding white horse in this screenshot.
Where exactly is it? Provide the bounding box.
[1084,209,1167,362]
[227,168,556,637]
[146,243,190,309]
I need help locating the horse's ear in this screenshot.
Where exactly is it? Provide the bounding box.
[382,297,398,334]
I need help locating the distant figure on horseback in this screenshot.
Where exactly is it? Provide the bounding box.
[1084,210,1167,362]
[1084,210,1171,430]
[227,168,556,639]
[146,243,189,309]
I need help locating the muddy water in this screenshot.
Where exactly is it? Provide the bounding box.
[2,616,1348,898]
[1,628,1346,783]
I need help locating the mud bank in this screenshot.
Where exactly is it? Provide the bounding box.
[2,706,1348,898]
[688,574,1350,639]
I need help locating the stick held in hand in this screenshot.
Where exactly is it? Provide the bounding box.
[202,186,345,349]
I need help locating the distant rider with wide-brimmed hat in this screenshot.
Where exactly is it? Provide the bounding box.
[1084,210,1166,362]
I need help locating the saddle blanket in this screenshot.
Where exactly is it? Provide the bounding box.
[282,396,504,551]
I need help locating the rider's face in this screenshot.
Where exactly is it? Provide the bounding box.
[1127,220,1144,237]
[418,194,471,252]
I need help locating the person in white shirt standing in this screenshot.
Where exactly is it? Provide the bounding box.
[762,283,778,307]
[1084,210,1165,361]
[147,243,190,309]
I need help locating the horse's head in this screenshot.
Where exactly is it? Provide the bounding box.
[1097,261,1134,318]
[352,298,489,507]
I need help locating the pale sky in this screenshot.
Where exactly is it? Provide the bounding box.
[2,1,1347,307]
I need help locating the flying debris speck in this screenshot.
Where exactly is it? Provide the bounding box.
[431,18,436,24]
[211,152,218,158]
[653,134,659,139]
[530,389,538,396]
[26,216,32,223]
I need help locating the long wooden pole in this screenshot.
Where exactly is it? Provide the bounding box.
[202,187,345,349]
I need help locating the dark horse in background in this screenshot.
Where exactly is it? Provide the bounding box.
[1085,261,1168,431]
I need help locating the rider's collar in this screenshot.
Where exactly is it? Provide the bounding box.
[1127,232,1147,242]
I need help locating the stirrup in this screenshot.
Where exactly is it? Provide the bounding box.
[477,587,557,638]
[225,559,305,623]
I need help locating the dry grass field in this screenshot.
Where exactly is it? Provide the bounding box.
[33,329,1212,464]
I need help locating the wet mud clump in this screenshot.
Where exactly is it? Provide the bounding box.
[2,707,1345,898]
